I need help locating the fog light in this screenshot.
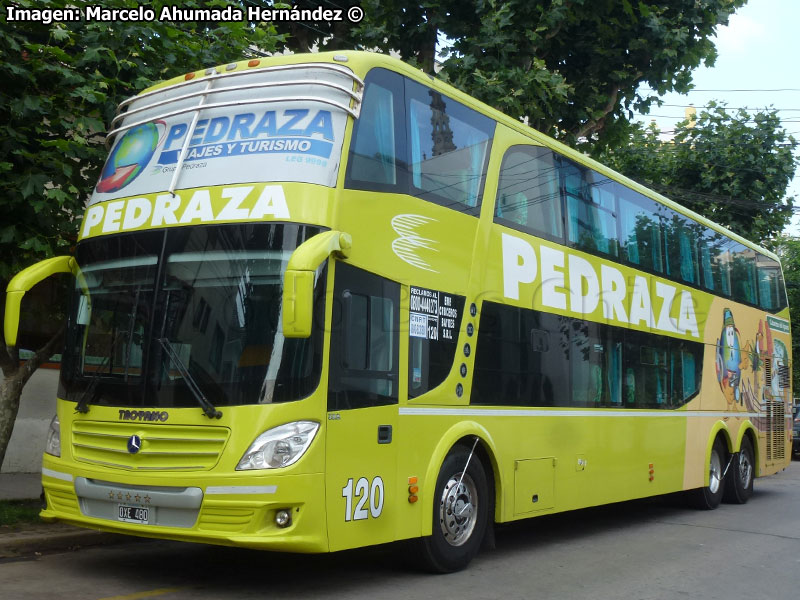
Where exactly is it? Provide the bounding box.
[275,509,292,528]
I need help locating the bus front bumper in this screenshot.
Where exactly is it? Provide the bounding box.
[40,460,328,553]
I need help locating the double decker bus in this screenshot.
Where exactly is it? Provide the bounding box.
[5,51,792,572]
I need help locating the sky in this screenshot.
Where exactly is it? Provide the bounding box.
[633,0,800,237]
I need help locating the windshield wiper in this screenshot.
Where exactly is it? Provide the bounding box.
[75,333,120,414]
[157,338,222,419]
[75,365,104,414]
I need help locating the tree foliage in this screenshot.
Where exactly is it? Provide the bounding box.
[0,0,281,282]
[0,0,282,468]
[278,0,745,146]
[598,104,797,243]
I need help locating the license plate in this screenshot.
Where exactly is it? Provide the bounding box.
[118,504,149,524]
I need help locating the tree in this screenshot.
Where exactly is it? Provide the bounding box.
[0,0,282,468]
[272,0,745,146]
[597,104,798,243]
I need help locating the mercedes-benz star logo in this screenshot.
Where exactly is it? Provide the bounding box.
[127,434,142,454]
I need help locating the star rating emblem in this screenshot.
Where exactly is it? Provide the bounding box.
[125,493,132,501]
[134,494,141,503]
[143,495,151,504]
[117,492,124,501]
[108,491,115,500]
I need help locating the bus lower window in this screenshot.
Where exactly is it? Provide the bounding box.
[408,292,465,398]
[328,263,400,410]
[471,302,702,409]
[470,302,568,407]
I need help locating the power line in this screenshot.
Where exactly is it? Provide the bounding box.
[641,87,800,93]
[657,103,800,112]
[645,114,800,123]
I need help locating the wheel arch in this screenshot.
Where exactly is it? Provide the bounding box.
[419,421,500,537]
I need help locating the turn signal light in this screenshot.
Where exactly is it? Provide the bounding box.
[408,476,419,503]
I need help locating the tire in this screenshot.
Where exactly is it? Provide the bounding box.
[416,445,489,573]
[689,438,727,510]
[723,436,754,504]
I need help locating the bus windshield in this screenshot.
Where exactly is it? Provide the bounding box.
[60,223,326,410]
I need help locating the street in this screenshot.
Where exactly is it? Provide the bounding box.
[2,462,799,600]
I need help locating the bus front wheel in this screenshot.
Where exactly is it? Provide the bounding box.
[417,444,489,573]
[689,438,727,510]
[723,436,754,504]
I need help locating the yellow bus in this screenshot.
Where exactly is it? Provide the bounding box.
[5,51,792,572]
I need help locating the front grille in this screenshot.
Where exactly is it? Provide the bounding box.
[72,420,230,471]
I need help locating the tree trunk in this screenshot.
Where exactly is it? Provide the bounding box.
[0,325,65,470]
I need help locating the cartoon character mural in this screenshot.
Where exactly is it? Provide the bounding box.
[716,308,746,406]
[771,338,789,402]
[715,308,790,431]
[749,319,788,402]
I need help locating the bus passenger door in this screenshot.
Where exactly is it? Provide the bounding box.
[325,262,399,551]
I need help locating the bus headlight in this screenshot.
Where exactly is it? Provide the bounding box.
[45,415,61,457]
[236,421,319,470]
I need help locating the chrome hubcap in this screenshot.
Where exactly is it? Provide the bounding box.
[439,472,477,547]
[709,449,723,494]
[738,451,752,488]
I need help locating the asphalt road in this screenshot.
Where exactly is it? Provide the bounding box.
[2,461,799,600]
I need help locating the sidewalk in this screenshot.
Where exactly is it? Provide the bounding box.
[0,472,42,501]
[0,472,129,558]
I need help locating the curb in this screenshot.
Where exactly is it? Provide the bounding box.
[0,523,131,558]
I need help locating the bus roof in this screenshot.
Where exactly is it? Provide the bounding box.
[137,50,780,263]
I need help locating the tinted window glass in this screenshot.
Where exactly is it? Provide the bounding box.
[756,256,787,311]
[328,263,400,410]
[61,225,327,410]
[618,192,664,273]
[569,320,615,406]
[664,211,700,285]
[408,289,465,398]
[348,76,399,186]
[346,68,495,216]
[494,146,562,240]
[699,229,724,292]
[729,242,758,305]
[470,302,569,406]
[471,302,702,409]
[406,79,494,213]
[560,158,618,257]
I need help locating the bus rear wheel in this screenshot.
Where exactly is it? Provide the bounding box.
[723,436,754,504]
[417,444,489,573]
[689,438,726,510]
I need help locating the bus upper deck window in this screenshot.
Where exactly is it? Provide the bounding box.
[349,83,397,186]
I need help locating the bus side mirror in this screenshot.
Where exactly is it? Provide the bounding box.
[4,256,76,349]
[283,231,352,338]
